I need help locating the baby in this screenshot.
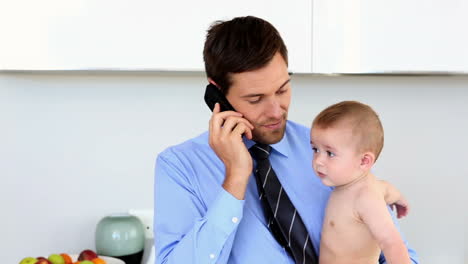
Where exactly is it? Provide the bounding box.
[311,101,411,264]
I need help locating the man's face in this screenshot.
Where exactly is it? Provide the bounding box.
[225,53,291,145]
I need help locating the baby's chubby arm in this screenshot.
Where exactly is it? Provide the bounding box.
[378,180,409,218]
[356,188,411,264]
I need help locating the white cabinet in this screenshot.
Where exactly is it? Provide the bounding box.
[2,0,467,73]
[0,0,312,72]
[153,0,312,73]
[312,0,468,73]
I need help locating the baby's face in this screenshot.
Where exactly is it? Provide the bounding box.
[310,125,363,187]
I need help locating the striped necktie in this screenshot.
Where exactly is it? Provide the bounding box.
[250,144,318,264]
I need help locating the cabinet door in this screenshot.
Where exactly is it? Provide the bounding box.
[312,0,468,73]
[0,0,311,72]
[153,0,312,72]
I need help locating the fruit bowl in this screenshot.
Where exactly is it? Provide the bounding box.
[69,254,125,264]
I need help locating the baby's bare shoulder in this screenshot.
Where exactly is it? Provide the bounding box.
[355,180,385,200]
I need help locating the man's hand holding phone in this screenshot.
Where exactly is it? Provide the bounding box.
[209,103,254,200]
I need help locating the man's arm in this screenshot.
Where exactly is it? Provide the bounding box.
[154,103,254,263]
[356,189,414,264]
[154,154,243,264]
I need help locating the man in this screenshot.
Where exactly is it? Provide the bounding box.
[154,16,418,263]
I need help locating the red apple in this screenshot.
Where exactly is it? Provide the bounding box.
[36,257,52,264]
[78,249,98,261]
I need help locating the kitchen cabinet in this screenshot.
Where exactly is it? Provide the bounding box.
[152,0,312,73]
[2,0,466,73]
[0,0,312,72]
[312,0,468,73]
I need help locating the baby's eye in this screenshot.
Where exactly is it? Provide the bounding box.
[327,151,335,157]
[312,147,319,153]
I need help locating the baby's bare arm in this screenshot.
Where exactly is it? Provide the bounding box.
[379,180,409,218]
[356,188,411,264]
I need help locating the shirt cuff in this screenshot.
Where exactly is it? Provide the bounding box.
[204,188,245,236]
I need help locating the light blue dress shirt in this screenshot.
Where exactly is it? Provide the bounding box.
[154,121,418,264]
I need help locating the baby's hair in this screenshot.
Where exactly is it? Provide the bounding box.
[312,101,384,161]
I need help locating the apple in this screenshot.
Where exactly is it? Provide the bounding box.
[36,257,52,264]
[78,249,98,261]
[47,254,65,264]
[80,261,94,264]
[19,257,38,264]
[59,254,72,264]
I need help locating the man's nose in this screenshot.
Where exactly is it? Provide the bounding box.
[265,99,282,119]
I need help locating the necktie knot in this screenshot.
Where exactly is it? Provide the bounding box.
[250,144,272,160]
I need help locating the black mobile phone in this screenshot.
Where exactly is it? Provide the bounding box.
[204,83,236,112]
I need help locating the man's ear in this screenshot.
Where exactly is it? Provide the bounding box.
[360,152,375,170]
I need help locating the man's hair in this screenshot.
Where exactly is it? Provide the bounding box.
[312,101,384,161]
[203,16,288,95]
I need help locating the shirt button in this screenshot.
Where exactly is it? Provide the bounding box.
[209,254,215,259]
[232,217,239,223]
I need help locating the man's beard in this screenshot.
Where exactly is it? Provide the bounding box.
[251,113,288,145]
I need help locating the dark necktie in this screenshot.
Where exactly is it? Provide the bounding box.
[250,144,318,264]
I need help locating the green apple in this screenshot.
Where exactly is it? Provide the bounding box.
[19,257,38,264]
[47,254,65,264]
[80,261,94,264]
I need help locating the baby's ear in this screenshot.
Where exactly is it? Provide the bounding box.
[360,152,375,170]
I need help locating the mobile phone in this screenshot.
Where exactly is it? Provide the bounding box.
[204,83,236,112]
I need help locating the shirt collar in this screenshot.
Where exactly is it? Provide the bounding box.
[243,122,291,158]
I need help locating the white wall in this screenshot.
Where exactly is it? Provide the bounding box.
[1,72,467,264]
